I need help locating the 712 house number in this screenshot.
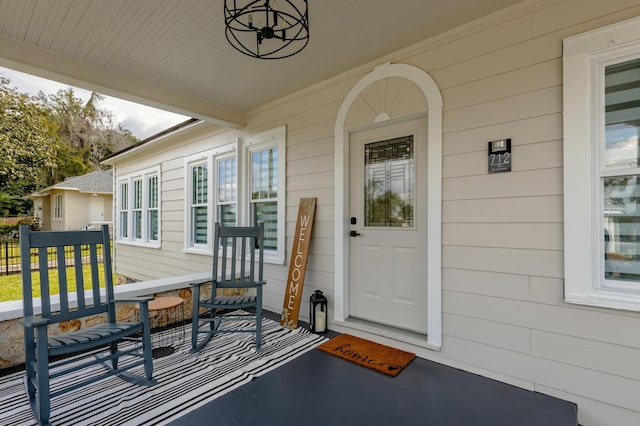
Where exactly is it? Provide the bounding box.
[490,152,510,165]
[488,139,512,173]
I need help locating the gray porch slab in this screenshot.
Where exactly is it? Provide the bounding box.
[170,312,577,426]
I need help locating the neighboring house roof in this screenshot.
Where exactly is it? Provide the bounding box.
[29,170,113,197]
[101,118,200,164]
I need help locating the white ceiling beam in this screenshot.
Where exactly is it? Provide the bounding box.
[0,35,246,129]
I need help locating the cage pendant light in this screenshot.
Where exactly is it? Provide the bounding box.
[224,0,309,59]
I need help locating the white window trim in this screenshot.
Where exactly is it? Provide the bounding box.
[182,128,286,264]
[183,143,236,255]
[146,174,160,242]
[118,181,129,240]
[116,166,161,248]
[241,126,286,264]
[132,177,143,241]
[53,193,62,220]
[563,16,640,311]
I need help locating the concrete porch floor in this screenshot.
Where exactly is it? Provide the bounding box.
[170,310,578,426]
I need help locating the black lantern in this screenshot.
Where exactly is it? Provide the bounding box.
[309,290,327,333]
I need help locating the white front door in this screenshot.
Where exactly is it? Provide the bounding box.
[88,196,104,223]
[349,117,428,333]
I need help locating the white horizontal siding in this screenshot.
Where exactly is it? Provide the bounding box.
[444,168,563,200]
[444,86,562,133]
[444,312,531,353]
[531,330,640,381]
[443,246,563,277]
[441,334,640,413]
[529,276,565,304]
[443,139,562,178]
[441,59,562,110]
[444,222,563,250]
[443,195,563,223]
[443,268,530,301]
[443,113,562,156]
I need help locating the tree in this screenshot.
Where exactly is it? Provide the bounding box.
[0,78,58,215]
[39,88,138,182]
[0,78,139,216]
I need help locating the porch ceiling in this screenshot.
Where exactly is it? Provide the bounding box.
[0,0,522,128]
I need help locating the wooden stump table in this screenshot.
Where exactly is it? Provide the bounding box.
[136,296,185,358]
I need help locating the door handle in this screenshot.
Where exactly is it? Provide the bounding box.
[350,230,361,237]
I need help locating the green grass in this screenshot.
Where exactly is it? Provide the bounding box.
[0,264,112,303]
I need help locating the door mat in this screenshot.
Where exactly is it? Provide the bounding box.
[317,334,416,377]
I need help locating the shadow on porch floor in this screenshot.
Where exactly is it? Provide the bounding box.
[171,310,578,426]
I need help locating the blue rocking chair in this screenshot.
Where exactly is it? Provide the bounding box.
[19,225,156,425]
[191,223,265,352]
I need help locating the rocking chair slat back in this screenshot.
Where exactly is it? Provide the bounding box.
[191,223,265,352]
[19,224,156,425]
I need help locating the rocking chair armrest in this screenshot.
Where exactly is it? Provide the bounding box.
[20,315,50,328]
[189,278,212,287]
[218,280,266,288]
[113,296,154,305]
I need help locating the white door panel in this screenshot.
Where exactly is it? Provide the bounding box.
[349,117,428,333]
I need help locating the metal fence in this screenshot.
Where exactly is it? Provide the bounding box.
[0,238,21,276]
[0,234,109,276]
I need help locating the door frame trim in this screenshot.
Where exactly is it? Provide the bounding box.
[333,62,443,349]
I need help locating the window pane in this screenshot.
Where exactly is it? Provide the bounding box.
[147,175,159,241]
[192,206,208,245]
[133,179,142,209]
[120,183,128,209]
[120,212,128,238]
[190,163,208,246]
[217,156,237,227]
[218,157,237,203]
[148,210,158,241]
[253,201,277,250]
[192,164,208,204]
[604,175,640,282]
[605,58,640,169]
[132,179,142,239]
[251,148,277,200]
[133,211,142,239]
[218,204,236,227]
[54,194,62,219]
[119,182,128,238]
[148,176,158,208]
[603,58,640,283]
[364,136,414,227]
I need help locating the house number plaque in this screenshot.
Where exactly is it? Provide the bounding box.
[488,138,511,174]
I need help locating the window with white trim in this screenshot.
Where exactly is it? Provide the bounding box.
[117,166,160,247]
[132,178,143,240]
[184,143,235,253]
[183,127,286,263]
[189,162,209,248]
[119,182,129,239]
[147,175,159,241]
[243,127,286,263]
[563,17,640,311]
[250,146,278,251]
[53,193,62,220]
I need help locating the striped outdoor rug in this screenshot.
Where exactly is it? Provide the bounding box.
[0,312,326,425]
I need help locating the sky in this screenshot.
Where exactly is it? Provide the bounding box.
[0,66,189,140]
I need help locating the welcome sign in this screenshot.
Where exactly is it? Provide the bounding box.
[281,197,317,329]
